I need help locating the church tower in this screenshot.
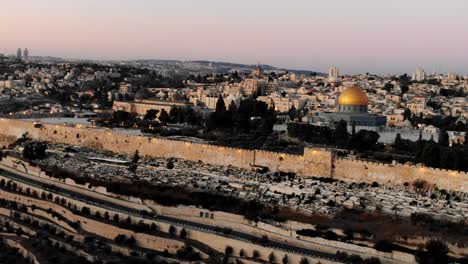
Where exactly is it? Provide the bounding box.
[253,62,264,77]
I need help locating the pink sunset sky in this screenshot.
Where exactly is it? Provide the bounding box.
[1,0,467,74]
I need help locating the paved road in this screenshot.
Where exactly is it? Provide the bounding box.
[0,168,339,262]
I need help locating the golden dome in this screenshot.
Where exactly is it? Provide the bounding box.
[338,86,368,106]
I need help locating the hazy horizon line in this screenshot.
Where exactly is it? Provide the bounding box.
[3,51,465,76]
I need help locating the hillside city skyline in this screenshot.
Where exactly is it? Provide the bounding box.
[1,48,465,76]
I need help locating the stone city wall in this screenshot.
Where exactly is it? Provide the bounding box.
[334,158,467,192]
[0,118,332,176]
[113,101,182,117]
[0,118,466,191]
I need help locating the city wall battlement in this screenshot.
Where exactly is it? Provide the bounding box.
[0,118,466,192]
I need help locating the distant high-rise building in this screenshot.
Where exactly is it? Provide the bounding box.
[412,67,426,82]
[23,48,29,60]
[447,72,458,81]
[328,66,339,81]
[16,48,22,60]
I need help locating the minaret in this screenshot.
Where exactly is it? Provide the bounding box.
[23,48,29,60]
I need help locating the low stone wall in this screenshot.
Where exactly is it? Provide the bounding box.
[188,229,340,264]
[0,214,37,236]
[28,208,78,234]
[3,238,40,264]
[0,159,150,212]
[1,185,338,264]
[0,185,184,254]
[144,201,416,263]
[49,238,95,262]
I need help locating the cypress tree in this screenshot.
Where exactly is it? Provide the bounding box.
[438,128,449,146]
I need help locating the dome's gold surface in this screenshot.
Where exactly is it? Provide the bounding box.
[338,86,368,106]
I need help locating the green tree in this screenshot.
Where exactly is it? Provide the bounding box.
[239,249,246,258]
[207,95,233,131]
[228,102,237,114]
[132,150,140,163]
[225,246,233,256]
[417,143,440,168]
[15,228,24,236]
[144,109,159,120]
[288,105,298,120]
[125,216,132,226]
[383,82,394,91]
[114,110,130,124]
[168,225,176,236]
[231,71,240,80]
[439,148,455,169]
[81,207,91,215]
[348,130,380,152]
[269,252,276,263]
[180,228,187,239]
[282,254,289,264]
[394,133,402,145]
[438,128,449,146]
[333,120,349,148]
[464,126,468,146]
[23,142,48,160]
[401,85,409,94]
[416,239,449,264]
[159,109,170,124]
[216,94,226,113]
[403,108,412,121]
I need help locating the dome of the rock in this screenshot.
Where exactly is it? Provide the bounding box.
[338,86,369,106]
